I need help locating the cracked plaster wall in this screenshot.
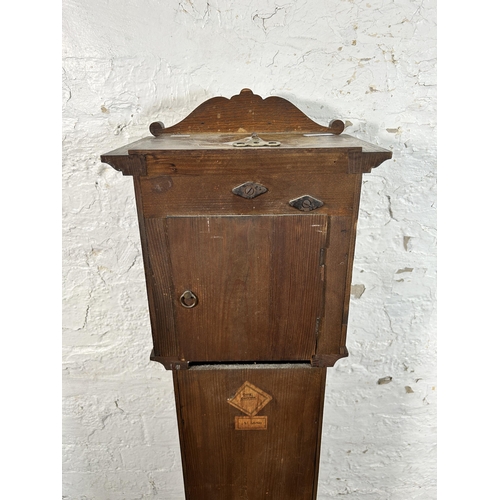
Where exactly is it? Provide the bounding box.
[62,0,436,498]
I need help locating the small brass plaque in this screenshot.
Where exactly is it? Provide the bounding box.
[235,416,268,430]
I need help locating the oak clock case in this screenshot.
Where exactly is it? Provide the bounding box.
[101,89,392,499]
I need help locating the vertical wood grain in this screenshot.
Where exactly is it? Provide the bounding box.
[316,215,352,356]
[132,178,162,354]
[165,215,328,362]
[143,218,178,357]
[173,365,327,500]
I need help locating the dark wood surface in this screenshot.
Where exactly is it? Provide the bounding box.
[138,170,358,366]
[101,135,391,176]
[145,215,328,363]
[101,133,389,156]
[144,150,356,176]
[101,90,392,368]
[101,90,391,176]
[173,364,326,500]
[139,170,357,217]
[127,133,390,152]
[150,88,342,135]
[315,213,354,361]
[141,208,359,366]
[100,90,393,499]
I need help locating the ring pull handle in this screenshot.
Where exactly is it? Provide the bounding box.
[180,290,198,308]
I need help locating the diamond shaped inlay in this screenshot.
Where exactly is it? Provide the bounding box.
[227,381,273,417]
[289,195,324,212]
[232,182,268,199]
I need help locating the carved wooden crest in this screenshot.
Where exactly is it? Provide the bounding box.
[149,89,344,136]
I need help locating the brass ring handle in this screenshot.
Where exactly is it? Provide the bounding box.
[180,290,198,308]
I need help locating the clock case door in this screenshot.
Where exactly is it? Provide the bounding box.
[145,213,329,364]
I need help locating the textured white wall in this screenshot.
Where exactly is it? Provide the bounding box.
[62,0,436,498]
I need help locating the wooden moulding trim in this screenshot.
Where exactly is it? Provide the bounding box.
[311,348,349,368]
[150,350,189,371]
[348,150,392,173]
[150,351,349,370]
[149,88,345,136]
[100,154,147,176]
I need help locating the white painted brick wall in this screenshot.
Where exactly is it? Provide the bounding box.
[62,0,436,498]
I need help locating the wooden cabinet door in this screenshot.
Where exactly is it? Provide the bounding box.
[148,214,329,363]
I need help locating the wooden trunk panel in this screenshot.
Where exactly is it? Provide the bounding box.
[164,215,328,362]
[174,365,326,500]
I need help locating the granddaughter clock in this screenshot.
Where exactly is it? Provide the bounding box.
[101,89,392,499]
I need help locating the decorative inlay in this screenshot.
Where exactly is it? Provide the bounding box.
[228,381,272,419]
[289,195,324,212]
[232,182,268,199]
